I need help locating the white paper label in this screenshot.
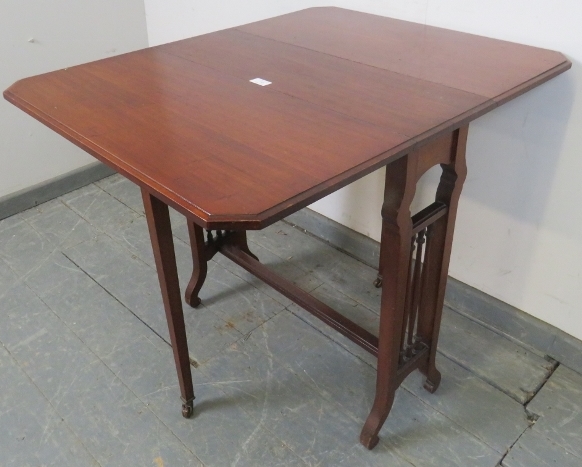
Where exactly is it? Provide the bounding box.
[249,78,272,86]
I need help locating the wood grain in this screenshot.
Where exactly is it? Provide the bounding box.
[4,7,571,229]
[239,7,570,99]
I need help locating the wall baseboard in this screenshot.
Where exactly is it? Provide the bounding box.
[285,208,582,375]
[0,162,115,221]
[2,165,580,374]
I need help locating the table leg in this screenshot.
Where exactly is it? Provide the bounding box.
[417,126,468,392]
[184,221,207,308]
[360,154,417,449]
[373,237,385,288]
[360,127,468,449]
[142,189,195,418]
[230,231,259,261]
[184,226,258,308]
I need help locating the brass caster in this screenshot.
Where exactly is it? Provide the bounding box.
[182,400,194,418]
[373,277,382,288]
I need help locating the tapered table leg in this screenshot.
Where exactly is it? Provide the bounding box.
[142,189,195,418]
[360,154,417,449]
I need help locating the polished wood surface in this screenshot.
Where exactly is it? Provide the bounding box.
[4,7,570,229]
[239,8,569,100]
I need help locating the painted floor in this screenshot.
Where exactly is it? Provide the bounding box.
[0,174,580,467]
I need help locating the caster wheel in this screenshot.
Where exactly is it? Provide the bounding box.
[373,277,382,288]
[182,401,194,418]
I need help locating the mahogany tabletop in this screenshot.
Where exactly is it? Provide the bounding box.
[4,7,570,229]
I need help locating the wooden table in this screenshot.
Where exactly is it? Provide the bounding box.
[4,7,570,450]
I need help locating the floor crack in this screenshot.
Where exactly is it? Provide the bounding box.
[61,251,172,348]
[498,361,560,466]
[497,421,531,467]
[526,360,560,406]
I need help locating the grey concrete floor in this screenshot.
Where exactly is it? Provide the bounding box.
[0,174,581,467]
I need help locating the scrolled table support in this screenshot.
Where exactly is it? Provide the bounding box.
[360,126,468,449]
[360,152,417,450]
[417,126,468,393]
[184,225,258,308]
[185,221,207,308]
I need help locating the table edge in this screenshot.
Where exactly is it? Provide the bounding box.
[3,53,571,231]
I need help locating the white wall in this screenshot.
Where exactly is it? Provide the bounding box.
[313,0,582,341]
[0,1,149,199]
[144,0,327,46]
